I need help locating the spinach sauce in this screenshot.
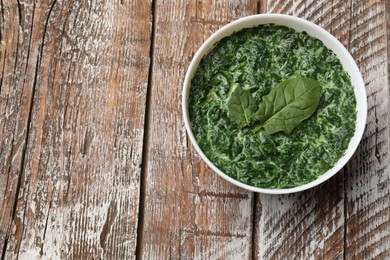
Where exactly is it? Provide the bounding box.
[189,25,357,189]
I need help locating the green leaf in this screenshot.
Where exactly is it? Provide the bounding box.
[254,77,321,135]
[227,84,257,128]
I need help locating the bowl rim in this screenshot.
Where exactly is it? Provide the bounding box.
[182,14,367,194]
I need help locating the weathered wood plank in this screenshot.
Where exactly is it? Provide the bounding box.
[345,0,390,258]
[254,1,351,259]
[1,0,152,258]
[139,0,257,259]
[1,0,50,254]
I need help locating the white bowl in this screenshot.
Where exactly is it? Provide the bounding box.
[182,14,367,194]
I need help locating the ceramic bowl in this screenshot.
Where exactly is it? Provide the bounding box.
[182,14,367,194]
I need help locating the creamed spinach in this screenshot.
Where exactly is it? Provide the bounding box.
[189,24,356,189]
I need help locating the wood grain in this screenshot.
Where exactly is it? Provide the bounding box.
[0,0,152,258]
[254,1,351,259]
[0,0,28,254]
[138,0,258,259]
[345,0,390,258]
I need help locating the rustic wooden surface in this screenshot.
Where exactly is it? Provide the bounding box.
[0,0,389,259]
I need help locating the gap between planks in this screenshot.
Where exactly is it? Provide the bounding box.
[135,0,157,259]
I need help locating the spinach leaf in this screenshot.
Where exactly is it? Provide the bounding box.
[227,84,257,128]
[254,77,321,135]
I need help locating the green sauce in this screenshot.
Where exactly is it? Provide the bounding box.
[189,24,357,189]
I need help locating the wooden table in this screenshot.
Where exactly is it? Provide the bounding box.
[0,0,389,259]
